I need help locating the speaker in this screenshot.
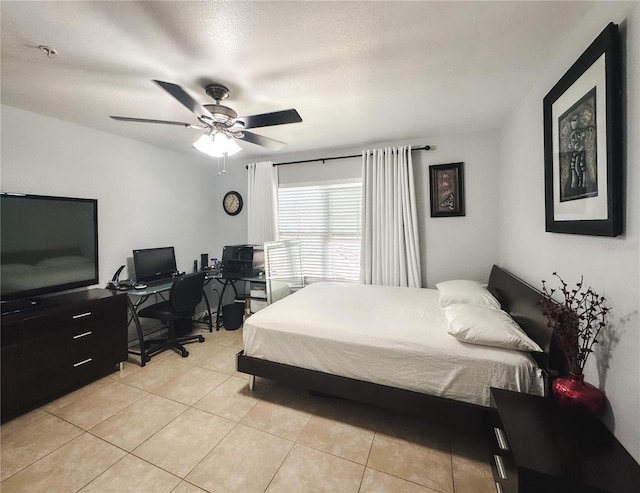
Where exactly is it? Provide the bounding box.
[200,253,208,270]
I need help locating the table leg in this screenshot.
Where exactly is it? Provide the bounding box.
[202,288,213,332]
[127,295,150,367]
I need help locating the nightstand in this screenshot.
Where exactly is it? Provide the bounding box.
[490,387,640,493]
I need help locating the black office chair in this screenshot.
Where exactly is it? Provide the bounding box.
[137,271,206,359]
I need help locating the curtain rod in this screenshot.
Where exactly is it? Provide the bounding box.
[244,145,432,169]
[272,144,431,167]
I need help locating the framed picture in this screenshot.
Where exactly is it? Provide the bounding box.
[543,22,623,236]
[429,162,465,217]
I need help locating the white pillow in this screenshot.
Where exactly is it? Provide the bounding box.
[436,279,501,310]
[443,303,542,352]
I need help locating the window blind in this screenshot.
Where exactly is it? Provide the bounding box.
[278,182,361,282]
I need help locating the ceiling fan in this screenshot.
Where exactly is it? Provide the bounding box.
[110,80,302,157]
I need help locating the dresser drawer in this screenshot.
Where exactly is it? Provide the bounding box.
[490,409,518,493]
[66,350,120,385]
[67,295,127,353]
[68,325,125,364]
[14,291,128,411]
[491,448,518,493]
[67,296,125,330]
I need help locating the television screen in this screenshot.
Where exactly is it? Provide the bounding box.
[133,247,177,283]
[1,193,99,304]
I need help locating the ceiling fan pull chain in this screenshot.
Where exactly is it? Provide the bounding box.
[216,156,227,176]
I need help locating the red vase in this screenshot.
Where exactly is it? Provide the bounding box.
[552,373,606,415]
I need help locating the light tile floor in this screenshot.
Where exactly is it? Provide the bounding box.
[1,325,496,493]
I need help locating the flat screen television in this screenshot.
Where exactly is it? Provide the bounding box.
[132,247,177,283]
[1,193,99,312]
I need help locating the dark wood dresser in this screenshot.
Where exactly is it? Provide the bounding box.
[1,289,128,421]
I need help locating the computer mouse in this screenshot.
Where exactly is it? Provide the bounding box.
[134,283,147,289]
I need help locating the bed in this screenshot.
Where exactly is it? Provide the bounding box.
[237,265,558,423]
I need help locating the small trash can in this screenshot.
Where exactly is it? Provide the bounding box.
[222,301,245,330]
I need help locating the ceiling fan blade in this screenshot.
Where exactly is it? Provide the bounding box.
[236,109,302,129]
[110,116,198,127]
[152,80,213,119]
[237,131,286,150]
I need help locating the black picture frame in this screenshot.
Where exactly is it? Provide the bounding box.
[429,162,465,217]
[543,22,623,236]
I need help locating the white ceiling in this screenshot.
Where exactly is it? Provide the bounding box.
[1,1,594,161]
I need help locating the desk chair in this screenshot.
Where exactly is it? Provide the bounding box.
[137,271,206,359]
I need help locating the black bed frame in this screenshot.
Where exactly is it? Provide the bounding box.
[236,265,558,426]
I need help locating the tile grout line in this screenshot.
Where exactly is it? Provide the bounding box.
[2,332,495,493]
[0,409,83,483]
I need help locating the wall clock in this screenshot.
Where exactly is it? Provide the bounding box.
[223,191,243,216]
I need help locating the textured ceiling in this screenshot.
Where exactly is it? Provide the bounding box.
[1,1,593,161]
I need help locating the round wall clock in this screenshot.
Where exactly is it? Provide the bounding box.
[223,191,243,216]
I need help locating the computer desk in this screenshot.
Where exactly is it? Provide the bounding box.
[126,272,264,365]
[126,276,214,366]
[210,272,266,329]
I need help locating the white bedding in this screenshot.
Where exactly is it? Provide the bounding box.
[243,282,545,407]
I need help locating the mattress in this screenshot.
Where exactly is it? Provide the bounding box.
[243,282,545,407]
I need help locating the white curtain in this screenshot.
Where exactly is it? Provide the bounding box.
[360,145,422,287]
[247,161,279,245]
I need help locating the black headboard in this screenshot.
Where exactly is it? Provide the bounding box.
[487,265,564,385]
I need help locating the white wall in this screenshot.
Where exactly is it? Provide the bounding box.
[500,2,639,460]
[1,105,219,289]
[225,130,501,288]
[416,131,501,286]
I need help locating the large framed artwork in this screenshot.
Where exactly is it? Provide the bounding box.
[543,22,623,236]
[429,162,465,217]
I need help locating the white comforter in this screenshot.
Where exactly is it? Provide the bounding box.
[243,282,544,407]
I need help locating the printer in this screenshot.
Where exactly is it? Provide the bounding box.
[221,244,265,278]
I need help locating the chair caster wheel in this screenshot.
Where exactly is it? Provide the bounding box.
[198,337,204,343]
[181,350,189,357]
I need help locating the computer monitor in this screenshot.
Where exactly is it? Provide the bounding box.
[133,247,177,283]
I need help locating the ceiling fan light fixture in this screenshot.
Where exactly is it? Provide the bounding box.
[192,132,216,155]
[225,135,242,156]
[193,130,242,158]
[212,130,229,149]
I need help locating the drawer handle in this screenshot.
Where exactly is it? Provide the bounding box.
[494,427,509,451]
[72,312,92,320]
[73,358,93,368]
[494,481,504,493]
[493,454,507,480]
[73,331,92,340]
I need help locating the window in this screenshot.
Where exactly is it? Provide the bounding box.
[278,181,361,282]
